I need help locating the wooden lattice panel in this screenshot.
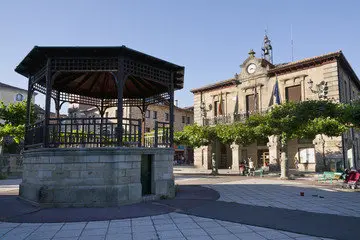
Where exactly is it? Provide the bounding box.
[51,58,119,72]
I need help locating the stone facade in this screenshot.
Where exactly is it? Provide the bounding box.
[192,51,360,172]
[20,148,175,207]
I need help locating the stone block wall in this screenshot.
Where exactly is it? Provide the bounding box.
[20,148,174,207]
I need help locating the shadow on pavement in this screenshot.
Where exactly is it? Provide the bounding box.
[0,185,219,223]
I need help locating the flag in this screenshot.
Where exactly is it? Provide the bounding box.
[218,92,223,115]
[274,77,281,105]
[234,94,239,114]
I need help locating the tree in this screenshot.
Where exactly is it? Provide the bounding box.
[0,101,36,148]
[342,99,360,129]
[174,124,214,148]
[265,100,348,179]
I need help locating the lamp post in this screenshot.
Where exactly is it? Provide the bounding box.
[200,91,212,119]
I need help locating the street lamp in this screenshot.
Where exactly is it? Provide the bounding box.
[200,101,212,118]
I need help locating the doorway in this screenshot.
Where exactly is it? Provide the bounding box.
[257,150,269,168]
[141,154,152,195]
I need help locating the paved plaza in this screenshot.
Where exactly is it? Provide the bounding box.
[205,178,360,217]
[0,212,331,240]
[1,175,359,240]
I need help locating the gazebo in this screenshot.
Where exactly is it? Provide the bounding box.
[15,46,184,207]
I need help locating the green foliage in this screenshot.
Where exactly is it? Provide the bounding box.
[174,124,213,148]
[342,99,360,128]
[0,124,25,144]
[174,100,356,150]
[214,124,234,145]
[0,101,36,126]
[0,101,36,144]
[297,117,347,140]
[266,100,348,141]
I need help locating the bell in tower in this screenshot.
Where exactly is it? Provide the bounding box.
[262,35,273,63]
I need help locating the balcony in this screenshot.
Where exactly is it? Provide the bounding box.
[203,110,268,126]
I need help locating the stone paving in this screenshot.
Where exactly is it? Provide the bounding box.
[0,212,333,240]
[206,178,360,217]
[0,177,351,240]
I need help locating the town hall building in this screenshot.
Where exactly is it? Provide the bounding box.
[191,36,360,172]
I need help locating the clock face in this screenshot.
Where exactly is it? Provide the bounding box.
[247,63,257,74]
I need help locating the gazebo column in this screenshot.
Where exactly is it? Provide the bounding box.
[169,73,175,147]
[22,76,33,151]
[43,59,53,147]
[99,100,105,147]
[25,76,33,126]
[141,98,147,146]
[115,65,125,147]
[55,91,61,118]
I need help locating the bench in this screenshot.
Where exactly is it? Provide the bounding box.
[248,168,264,177]
[318,172,341,184]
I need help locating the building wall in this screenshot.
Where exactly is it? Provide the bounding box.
[80,104,194,133]
[193,56,360,172]
[0,86,29,105]
[338,63,360,169]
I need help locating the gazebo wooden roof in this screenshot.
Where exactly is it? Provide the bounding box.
[15,46,184,105]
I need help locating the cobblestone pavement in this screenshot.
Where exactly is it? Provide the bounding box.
[203,178,360,217]
[0,212,333,240]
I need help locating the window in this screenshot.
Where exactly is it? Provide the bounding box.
[187,117,190,124]
[286,85,301,102]
[246,94,257,115]
[182,116,185,123]
[214,100,225,116]
[298,148,315,163]
[146,127,150,132]
[214,101,218,117]
[146,110,150,118]
[15,93,24,101]
[153,111,157,119]
[165,113,169,121]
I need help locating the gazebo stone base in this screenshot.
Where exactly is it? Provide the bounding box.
[19,147,175,207]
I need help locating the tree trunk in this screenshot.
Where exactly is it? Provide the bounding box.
[280,140,289,179]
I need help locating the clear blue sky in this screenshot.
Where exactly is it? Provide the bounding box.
[1,0,360,112]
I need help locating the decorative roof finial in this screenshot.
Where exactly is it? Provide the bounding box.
[248,49,256,57]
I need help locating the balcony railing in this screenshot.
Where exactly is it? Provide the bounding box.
[203,110,269,126]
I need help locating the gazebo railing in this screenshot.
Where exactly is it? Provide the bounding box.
[154,121,170,148]
[144,121,171,148]
[25,117,144,149]
[25,120,45,148]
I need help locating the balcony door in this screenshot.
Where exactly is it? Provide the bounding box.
[285,85,301,102]
[246,94,257,115]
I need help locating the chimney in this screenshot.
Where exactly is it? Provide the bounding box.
[175,100,178,107]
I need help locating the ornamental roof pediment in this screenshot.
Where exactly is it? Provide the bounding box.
[237,56,272,79]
